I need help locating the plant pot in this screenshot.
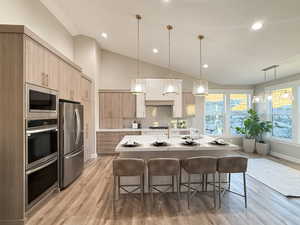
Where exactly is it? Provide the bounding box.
[256,142,270,155]
[243,138,256,153]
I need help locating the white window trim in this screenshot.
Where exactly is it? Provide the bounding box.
[265,81,299,144]
[204,89,253,137]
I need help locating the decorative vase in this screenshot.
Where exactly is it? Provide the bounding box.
[256,142,270,155]
[243,138,256,153]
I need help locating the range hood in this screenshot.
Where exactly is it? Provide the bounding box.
[145,100,174,106]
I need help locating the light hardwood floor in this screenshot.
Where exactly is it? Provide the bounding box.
[26,155,300,225]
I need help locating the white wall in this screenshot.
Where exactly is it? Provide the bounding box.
[99,50,254,91]
[0,0,74,60]
[254,73,300,162]
[73,35,102,159]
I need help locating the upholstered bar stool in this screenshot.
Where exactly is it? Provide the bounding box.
[181,157,218,208]
[148,158,180,203]
[217,156,248,208]
[112,158,145,212]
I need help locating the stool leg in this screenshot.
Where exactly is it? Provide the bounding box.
[213,173,216,209]
[140,175,143,202]
[202,174,205,191]
[179,167,182,193]
[243,172,247,208]
[218,173,221,208]
[176,175,180,201]
[150,175,154,203]
[113,176,116,214]
[228,173,231,191]
[188,174,191,209]
[118,176,121,200]
[205,174,208,192]
[172,176,175,193]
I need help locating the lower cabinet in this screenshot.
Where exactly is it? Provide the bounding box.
[97,131,141,155]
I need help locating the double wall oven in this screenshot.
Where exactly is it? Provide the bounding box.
[25,85,59,210]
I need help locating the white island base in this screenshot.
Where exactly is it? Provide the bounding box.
[115,135,242,193]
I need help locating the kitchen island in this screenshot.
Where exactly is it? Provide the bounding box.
[115,135,241,192]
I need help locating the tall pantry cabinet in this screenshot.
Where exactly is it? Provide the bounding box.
[0,25,94,225]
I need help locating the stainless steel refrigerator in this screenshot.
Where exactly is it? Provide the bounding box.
[59,101,84,189]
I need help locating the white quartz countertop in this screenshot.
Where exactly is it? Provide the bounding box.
[115,135,240,152]
[97,128,190,132]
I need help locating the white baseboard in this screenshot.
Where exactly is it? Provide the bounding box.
[89,153,98,159]
[270,151,300,164]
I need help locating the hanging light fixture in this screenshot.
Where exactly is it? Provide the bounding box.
[193,35,208,96]
[276,66,294,101]
[163,25,179,95]
[252,70,267,104]
[130,14,145,95]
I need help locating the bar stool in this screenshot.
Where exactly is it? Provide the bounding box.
[112,158,145,212]
[181,157,217,208]
[148,158,180,203]
[217,156,248,208]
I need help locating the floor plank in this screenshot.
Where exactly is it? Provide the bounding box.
[26,155,300,225]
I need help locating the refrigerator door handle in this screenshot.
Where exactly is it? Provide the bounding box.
[75,108,81,145]
[65,150,83,159]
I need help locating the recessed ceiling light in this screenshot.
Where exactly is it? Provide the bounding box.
[162,0,171,3]
[101,32,108,39]
[251,21,263,31]
[152,48,159,54]
[203,64,208,68]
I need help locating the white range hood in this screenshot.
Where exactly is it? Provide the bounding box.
[136,79,182,118]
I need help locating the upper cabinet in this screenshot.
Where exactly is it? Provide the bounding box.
[99,91,137,128]
[25,36,59,90]
[121,92,136,118]
[80,76,92,102]
[58,61,81,102]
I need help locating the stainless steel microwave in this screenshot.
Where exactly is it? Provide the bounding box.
[26,84,58,119]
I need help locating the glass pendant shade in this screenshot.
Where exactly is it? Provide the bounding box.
[163,79,179,95]
[193,80,208,96]
[130,79,145,95]
[280,90,294,101]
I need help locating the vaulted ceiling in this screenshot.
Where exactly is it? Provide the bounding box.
[41,0,300,85]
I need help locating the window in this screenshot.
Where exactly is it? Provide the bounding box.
[271,88,293,139]
[230,94,249,135]
[204,94,224,135]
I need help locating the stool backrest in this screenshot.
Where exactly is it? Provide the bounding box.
[148,158,180,176]
[113,158,145,176]
[218,156,248,173]
[182,157,218,174]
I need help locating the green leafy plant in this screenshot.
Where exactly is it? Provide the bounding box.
[235,109,273,141]
[257,121,273,143]
[235,109,260,139]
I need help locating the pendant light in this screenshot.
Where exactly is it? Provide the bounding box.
[277,66,294,101]
[193,35,208,96]
[163,25,179,95]
[252,70,267,104]
[130,14,145,95]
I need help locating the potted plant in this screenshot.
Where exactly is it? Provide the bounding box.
[235,109,260,153]
[256,120,273,155]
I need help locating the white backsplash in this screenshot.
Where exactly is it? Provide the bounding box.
[123,105,194,128]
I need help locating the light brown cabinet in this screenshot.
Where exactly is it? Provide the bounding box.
[122,92,136,118]
[97,131,141,154]
[182,92,196,117]
[25,36,59,90]
[99,92,136,129]
[58,61,81,102]
[80,76,92,102]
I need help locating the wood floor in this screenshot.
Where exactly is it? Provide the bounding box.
[26,155,300,225]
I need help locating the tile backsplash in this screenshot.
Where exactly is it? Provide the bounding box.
[123,105,194,128]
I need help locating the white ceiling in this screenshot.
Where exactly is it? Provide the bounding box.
[41,0,300,85]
